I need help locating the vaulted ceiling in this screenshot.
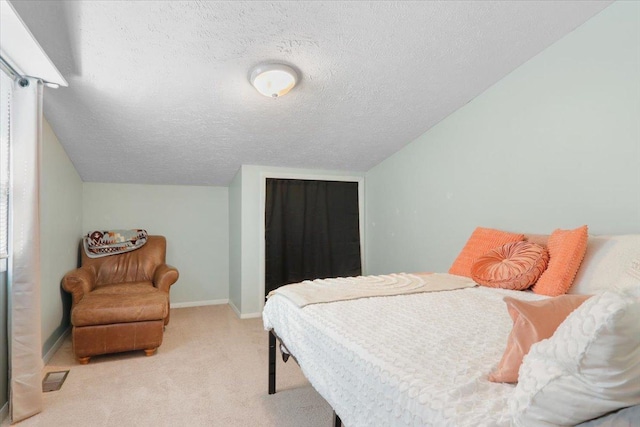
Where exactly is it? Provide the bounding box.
[12,1,612,185]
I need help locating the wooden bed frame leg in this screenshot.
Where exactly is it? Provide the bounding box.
[333,410,342,427]
[268,330,277,395]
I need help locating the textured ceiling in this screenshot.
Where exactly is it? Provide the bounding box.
[11,1,612,186]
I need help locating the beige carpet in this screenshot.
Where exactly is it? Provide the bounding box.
[3,305,333,427]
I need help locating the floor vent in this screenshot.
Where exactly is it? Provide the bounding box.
[42,370,69,392]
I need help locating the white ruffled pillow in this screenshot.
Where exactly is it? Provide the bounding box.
[509,288,640,426]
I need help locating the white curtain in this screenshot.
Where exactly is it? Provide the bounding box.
[8,76,43,423]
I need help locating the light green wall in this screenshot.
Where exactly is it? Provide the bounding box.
[40,118,83,356]
[82,183,229,304]
[366,1,640,275]
[228,168,242,312]
[239,165,260,315]
[233,165,364,316]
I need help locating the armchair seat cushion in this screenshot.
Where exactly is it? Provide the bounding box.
[72,290,168,327]
[92,281,156,295]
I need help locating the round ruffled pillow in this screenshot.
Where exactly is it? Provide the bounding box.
[471,241,549,290]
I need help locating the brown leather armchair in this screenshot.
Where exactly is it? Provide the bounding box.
[62,235,179,364]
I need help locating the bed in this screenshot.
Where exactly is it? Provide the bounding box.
[263,230,640,426]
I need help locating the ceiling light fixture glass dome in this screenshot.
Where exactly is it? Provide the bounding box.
[249,63,298,98]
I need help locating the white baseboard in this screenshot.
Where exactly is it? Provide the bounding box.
[228,300,261,319]
[229,300,241,318]
[170,299,229,309]
[43,326,71,364]
[1,401,8,423]
[240,312,262,319]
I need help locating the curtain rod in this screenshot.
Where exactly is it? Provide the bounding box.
[0,55,31,87]
[0,55,60,88]
[0,55,23,80]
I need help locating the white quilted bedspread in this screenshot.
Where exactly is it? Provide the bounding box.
[263,286,547,427]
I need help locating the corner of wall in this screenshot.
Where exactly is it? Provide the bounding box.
[228,168,243,314]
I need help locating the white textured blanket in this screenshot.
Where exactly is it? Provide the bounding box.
[267,273,476,307]
[263,286,548,427]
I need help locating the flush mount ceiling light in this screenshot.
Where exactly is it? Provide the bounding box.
[249,63,298,98]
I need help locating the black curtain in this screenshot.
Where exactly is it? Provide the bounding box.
[265,179,361,296]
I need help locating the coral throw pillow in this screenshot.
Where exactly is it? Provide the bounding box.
[532,225,588,296]
[471,241,549,290]
[489,294,590,383]
[449,227,524,278]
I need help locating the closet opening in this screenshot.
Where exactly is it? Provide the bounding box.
[264,178,362,296]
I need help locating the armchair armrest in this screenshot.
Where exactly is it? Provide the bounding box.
[153,264,179,293]
[62,267,96,305]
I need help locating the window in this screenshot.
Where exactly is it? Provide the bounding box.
[0,69,10,261]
